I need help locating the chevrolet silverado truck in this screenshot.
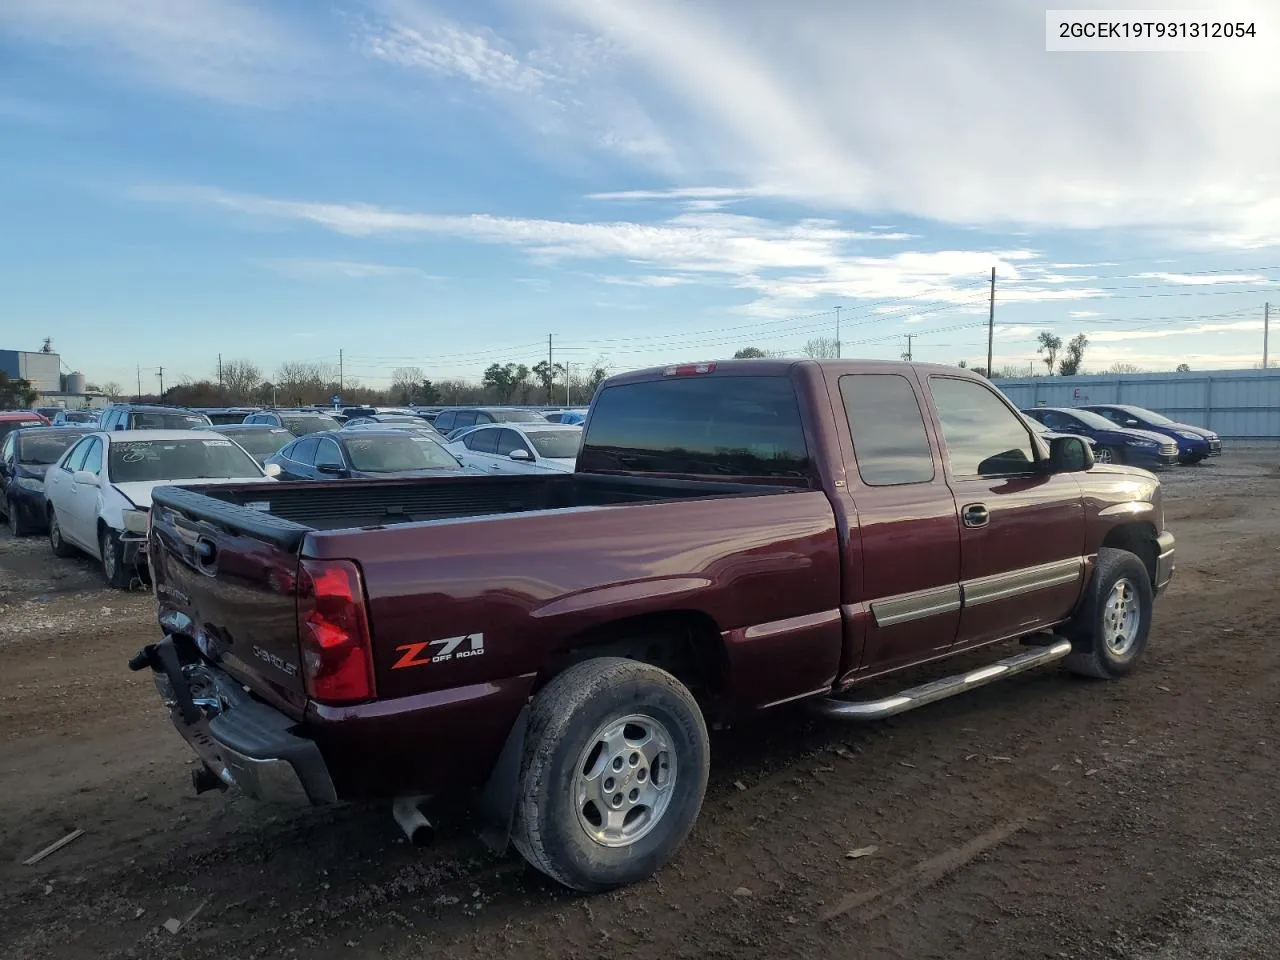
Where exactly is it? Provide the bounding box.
[130,359,1175,892]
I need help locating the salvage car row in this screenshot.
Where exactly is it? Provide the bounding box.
[0,403,586,591]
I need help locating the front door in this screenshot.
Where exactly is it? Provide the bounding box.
[923,376,1086,647]
[830,368,963,677]
[67,437,105,551]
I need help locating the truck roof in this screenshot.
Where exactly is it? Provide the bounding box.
[603,358,968,386]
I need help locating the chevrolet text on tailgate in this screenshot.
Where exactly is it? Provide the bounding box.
[130,360,1176,891]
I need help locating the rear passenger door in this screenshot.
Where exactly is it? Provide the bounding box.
[460,426,502,471]
[834,371,963,675]
[924,376,1086,648]
[280,437,319,480]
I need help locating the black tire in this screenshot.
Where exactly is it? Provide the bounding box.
[1063,547,1154,679]
[99,527,132,590]
[48,509,76,558]
[8,498,33,537]
[512,657,710,892]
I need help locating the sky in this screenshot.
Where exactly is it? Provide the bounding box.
[2,0,1279,393]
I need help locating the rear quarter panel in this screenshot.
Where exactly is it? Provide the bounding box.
[305,490,842,708]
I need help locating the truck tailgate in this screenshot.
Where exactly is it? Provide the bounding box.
[149,486,312,717]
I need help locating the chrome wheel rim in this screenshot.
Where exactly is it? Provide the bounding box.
[573,713,677,848]
[1096,448,1113,464]
[1103,578,1141,656]
[102,534,116,579]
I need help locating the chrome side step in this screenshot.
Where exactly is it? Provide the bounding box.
[812,638,1072,721]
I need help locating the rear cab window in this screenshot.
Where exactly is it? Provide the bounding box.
[839,373,935,485]
[578,374,811,482]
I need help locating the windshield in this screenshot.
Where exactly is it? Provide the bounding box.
[1023,415,1048,433]
[223,429,292,460]
[107,438,263,483]
[62,411,98,423]
[19,433,85,464]
[0,420,45,442]
[343,434,463,472]
[1117,405,1173,426]
[494,410,550,423]
[526,430,582,459]
[132,411,212,429]
[281,414,340,436]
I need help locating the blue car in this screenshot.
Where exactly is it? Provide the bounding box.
[1081,404,1222,464]
[1022,407,1180,468]
[0,426,96,535]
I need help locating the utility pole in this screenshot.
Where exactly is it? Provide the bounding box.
[565,363,571,406]
[339,350,344,391]
[1265,302,1271,369]
[157,367,164,398]
[986,266,996,376]
[218,353,223,389]
[547,334,553,406]
[902,333,914,362]
[136,365,141,402]
[835,305,842,359]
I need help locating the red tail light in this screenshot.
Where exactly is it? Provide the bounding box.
[297,558,376,705]
[663,362,716,376]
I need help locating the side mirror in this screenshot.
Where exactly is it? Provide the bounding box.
[263,462,282,478]
[316,462,348,476]
[73,470,98,486]
[1124,419,1139,427]
[509,449,533,461]
[1044,436,1094,474]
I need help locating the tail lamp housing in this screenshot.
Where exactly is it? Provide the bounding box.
[297,558,377,705]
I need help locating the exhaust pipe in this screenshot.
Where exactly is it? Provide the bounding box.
[392,796,435,847]
[191,765,227,795]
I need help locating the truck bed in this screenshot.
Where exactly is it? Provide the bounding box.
[151,473,807,550]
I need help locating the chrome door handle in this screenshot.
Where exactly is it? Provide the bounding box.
[962,503,989,528]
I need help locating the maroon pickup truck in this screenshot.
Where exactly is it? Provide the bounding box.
[130,359,1175,891]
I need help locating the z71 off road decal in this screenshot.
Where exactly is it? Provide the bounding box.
[392,634,485,669]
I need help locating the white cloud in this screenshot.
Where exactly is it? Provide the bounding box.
[538,0,1280,245]
[259,258,442,280]
[362,20,547,94]
[1069,310,1103,318]
[1085,320,1264,344]
[0,0,321,105]
[596,274,699,287]
[1134,272,1272,286]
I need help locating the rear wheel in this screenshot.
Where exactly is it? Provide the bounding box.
[1064,547,1154,679]
[100,527,132,589]
[512,657,710,892]
[8,498,33,537]
[48,509,76,558]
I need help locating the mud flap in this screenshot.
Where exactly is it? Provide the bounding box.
[475,704,529,855]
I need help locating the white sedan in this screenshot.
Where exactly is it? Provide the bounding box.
[447,422,583,475]
[43,430,278,589]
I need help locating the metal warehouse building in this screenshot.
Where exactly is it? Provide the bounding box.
[0,348,62,392]
[996,368,1280,440]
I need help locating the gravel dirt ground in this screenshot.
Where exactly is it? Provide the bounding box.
[3,448,1279,960]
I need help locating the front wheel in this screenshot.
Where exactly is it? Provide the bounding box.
[8,498,33,537]
[99,527,133,590]
[1063,547,1154,679]
[512,657,710,892]
[1094,446,1119,465]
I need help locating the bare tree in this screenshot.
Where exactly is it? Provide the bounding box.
[1109,362,1143,374]
[275,361,335,405]
[391,366,425,404]
[220,359,262,402]
[100,381,123,400]
[802,337,840,359]
[1037,332,1063,375]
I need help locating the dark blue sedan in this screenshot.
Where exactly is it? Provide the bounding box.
[1022,407,1180,468]
[0,426,95,535]
[1081,404,1221,464]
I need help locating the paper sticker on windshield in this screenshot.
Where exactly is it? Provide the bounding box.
[202,439,233,447]
[244,501,270,512]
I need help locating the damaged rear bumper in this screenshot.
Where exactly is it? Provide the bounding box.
[129,636,337,805]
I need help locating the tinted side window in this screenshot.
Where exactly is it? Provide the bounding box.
[454,411,478,429]
[496,429,527,456]
[433,411,455,432]
[81,438,103,475]
[292,437,320,465]
[315,439,343,468]
[579,376,810,481]
[928,377,1035,477]
[839,374,934,485]
[1,434,14,464]
[469,428,500,454]
[476,412,495,424]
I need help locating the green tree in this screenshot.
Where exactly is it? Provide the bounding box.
[1037,331,1063,375]
[417,379,442,404]
[0,371,38,408]
[532,360,565,404]
[1058,333,1089,376]
[1175,362,1191,373]
[733,347,767,359]
[483,363,525,403]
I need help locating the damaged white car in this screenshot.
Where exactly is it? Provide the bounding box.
[43,430,279,589]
